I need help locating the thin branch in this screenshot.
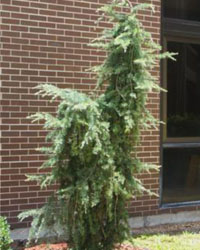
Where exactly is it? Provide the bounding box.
[126,0,133,8]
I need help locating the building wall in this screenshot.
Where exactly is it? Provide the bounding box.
[0,0,191,230]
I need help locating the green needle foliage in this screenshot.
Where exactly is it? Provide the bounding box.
[0,216,13,250]
[19,1,174,249]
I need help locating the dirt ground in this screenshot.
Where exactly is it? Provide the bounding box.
[13,221,200,250]
[25,243,148,250]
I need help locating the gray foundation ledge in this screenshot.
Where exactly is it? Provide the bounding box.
[11,210,200,241]
[129,210,200,228]
[11,228,30,241]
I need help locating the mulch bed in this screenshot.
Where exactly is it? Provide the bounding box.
[16,221,200,249]
[25,243,149,250]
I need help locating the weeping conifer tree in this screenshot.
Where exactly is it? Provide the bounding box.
[19,1,174,249]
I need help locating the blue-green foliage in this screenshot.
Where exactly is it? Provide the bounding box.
[19,1,174,249]
[0,216,13,250]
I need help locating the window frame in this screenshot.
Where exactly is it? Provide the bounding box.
[161,1,200,207]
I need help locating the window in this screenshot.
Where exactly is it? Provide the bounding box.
[162,1,200,205]
[167,41,200,139]
[164,0,200,22]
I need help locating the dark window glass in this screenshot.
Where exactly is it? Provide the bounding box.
[164,0,200,22]
[162,147,200,204]
[167,41,200,138]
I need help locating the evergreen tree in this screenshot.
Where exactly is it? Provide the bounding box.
[19,1,175,249]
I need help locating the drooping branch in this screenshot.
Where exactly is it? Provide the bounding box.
[126,0,133,8]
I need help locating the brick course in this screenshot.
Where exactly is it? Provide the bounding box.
[0,0,195,229]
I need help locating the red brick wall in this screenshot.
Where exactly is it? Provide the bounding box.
[0,0,190,229]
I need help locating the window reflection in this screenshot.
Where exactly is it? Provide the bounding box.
[163,147,200,204]
[164,0,200,22]
[167,41,200,138]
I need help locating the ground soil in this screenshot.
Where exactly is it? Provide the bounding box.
[25,243,149,250]
[13,221,200,250]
